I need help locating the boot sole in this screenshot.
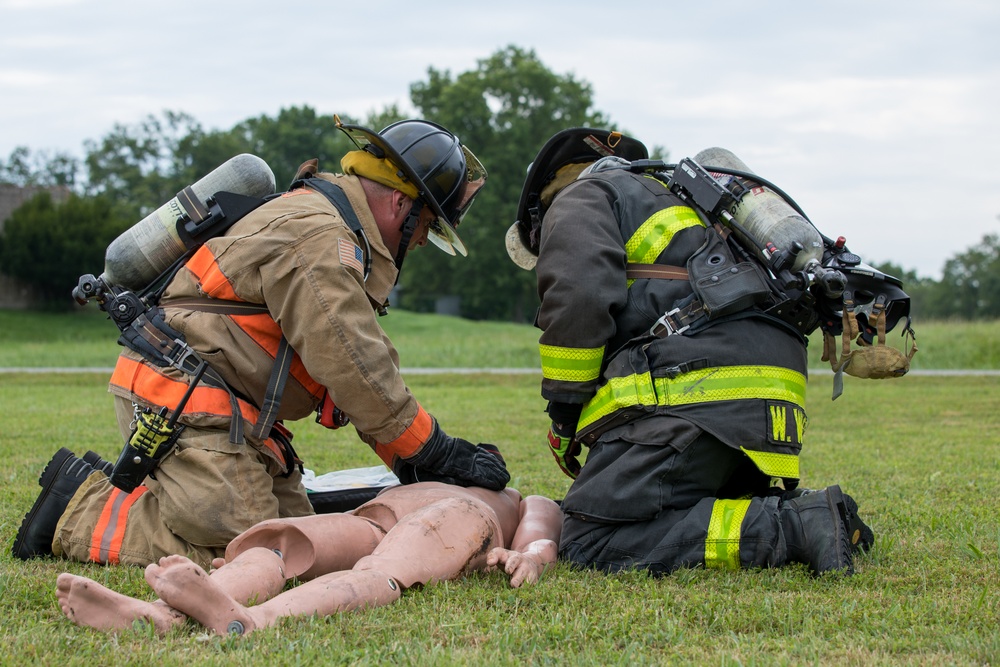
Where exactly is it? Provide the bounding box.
[842,493,875,553]
[11,448,79,560]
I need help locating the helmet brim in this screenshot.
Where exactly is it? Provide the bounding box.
[505,222,537,270]
[426,146,487,257]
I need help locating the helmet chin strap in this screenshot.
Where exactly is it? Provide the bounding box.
[393,198,424,279]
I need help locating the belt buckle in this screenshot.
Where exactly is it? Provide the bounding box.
[164,340,201,373]
[650,308,689,337]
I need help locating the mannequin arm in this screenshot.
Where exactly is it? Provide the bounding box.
[485,495,562,587]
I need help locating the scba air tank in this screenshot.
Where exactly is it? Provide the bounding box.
[693,147,823,272]
[103,154,276,290]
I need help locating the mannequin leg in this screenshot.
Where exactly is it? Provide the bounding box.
[148,497,502,635]
[354,497,502,587]
[55,546,287,635]
[224,512,385,580]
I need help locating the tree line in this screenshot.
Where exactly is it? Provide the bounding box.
[1,45,996,321]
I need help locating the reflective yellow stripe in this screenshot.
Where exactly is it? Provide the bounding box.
[625,204,703,287]
[705,498,750,570]
[539,344,605,382]
[653,366,806,407]
[578,365,806,432]
[740,448,800,479]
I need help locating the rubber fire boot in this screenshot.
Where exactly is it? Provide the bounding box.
[841,490,875,553]
[780,484,854,576]
[82,450,115,477]
[12,448,95,560]
[781,486,875,554]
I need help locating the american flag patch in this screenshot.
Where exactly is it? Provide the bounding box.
[338,238,364,274]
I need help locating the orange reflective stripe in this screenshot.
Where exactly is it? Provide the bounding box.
[231,313,282,355]
[110,356,285,461]
[184,248,323,400]
[110,353,141,391]
[112,356,250,418]
[375,404,434,462]
[231,314,323,398]
[89,485,148,564]
[185,245,241,301]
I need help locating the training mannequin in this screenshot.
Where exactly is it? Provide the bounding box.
[56,482,562,636]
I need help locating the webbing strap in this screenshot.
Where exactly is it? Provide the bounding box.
[161,296,291,445]
[649,299,707,337]
[251,335,292,440]
[177,185,210,222]
[625,263,689,281]
[201,366,246,444]
[160,297,269,316]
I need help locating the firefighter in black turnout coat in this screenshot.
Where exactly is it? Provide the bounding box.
[505,128,874,576]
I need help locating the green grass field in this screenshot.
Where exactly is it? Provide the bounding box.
[1,309,998,370]
[1,311,998,665]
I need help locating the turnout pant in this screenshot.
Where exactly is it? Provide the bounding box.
[53,396,314,568]
[559,419,789,575]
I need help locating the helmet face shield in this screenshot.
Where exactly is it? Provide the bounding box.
[843,262,912,342]
[818,257,913,344]
[427,146,487,256]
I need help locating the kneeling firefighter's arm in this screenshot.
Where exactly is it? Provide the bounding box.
[536,178,626,404]
[390,416,510,491]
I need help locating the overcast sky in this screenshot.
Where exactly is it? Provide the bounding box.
[2,0,997,279]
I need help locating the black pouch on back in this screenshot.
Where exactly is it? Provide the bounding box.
[688,228,771,319]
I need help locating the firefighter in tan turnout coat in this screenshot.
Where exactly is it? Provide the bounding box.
[14,118,507,568]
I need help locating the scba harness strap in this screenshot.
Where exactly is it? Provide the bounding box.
[119,301,280,446]
[116,179,370,479]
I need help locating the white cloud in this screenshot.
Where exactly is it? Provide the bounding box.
[0,68,56,86]
[0,0,998,279]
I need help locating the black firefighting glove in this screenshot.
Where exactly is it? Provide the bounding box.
[546,401,584,479]
[393,420,510,490]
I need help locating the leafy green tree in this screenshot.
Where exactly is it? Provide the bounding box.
[932,233,1000,319]
[83,110,203,220]
[870,261,938,322]
[0,192,126,306]
[223,106,370,190]
[171,125,258,189]
[1,147,81,188]
[402,45,620,320]
[81,107,363,212]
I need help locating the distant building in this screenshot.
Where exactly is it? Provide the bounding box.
[0,183,71,308]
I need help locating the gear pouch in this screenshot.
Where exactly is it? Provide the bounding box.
[823,308,918,399]
[689,227,771,319]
